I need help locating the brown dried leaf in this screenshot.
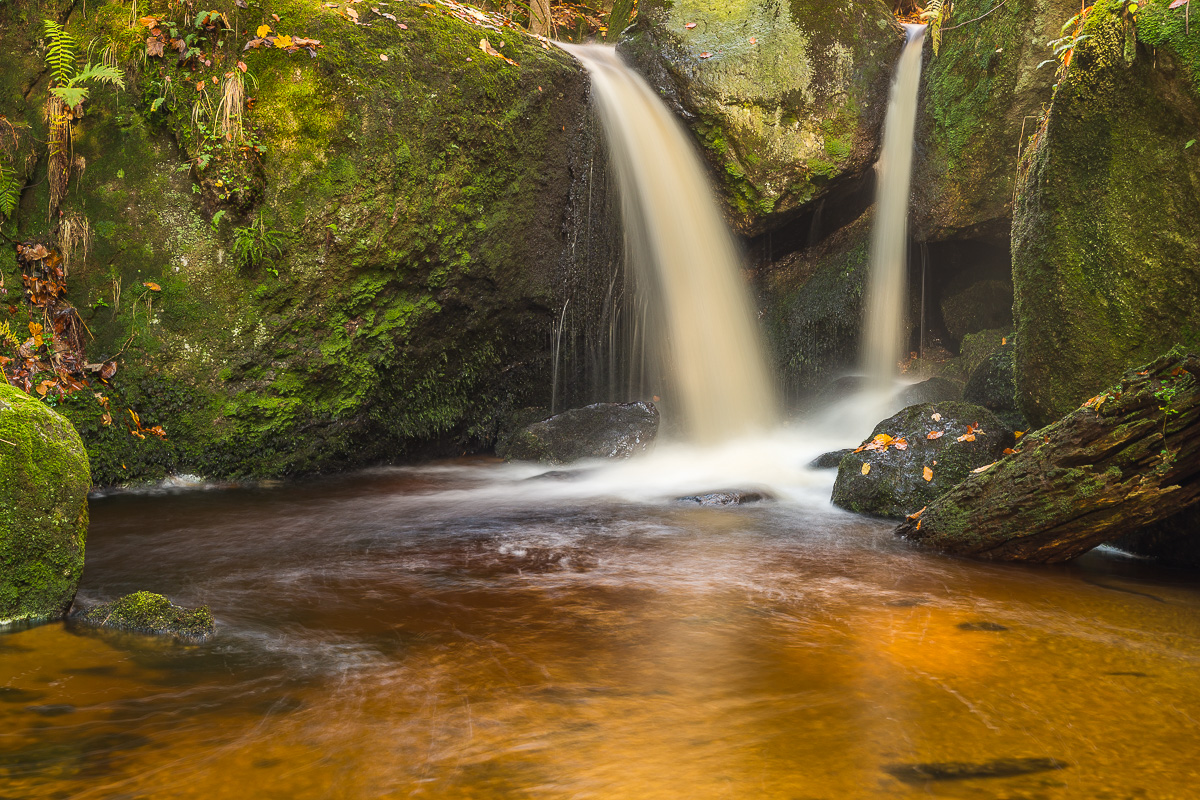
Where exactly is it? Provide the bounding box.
[922,465,933,482]
[926,430,943,440]
[147,37,165,57]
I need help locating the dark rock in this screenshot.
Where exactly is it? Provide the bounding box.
[72,592,215,642]
[958,621,1009,632]
[498,402,659,465]
[832,402,1014,519]
[939,278,1013,345]
[810,450,853,470]
[0,383,91,628]
[26,704,76,717]
[677,490,770,507]
[963,340,1028,431]
[884,757,1068,784]
[896,377,964,407]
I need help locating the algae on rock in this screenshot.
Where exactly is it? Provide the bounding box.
[0,383,91,627]
[1012,2,1200,426]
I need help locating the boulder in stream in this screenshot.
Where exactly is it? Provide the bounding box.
[0,384,91,628]
[832,402,1014,519]
[73,592,215,642]
[498,402,659,465]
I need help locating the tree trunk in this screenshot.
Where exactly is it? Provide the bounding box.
[529,0,551,36]
[894,350,1200,563]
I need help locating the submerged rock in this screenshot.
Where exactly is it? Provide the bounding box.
[499,402,659,465]
[884,757,1067,784]
[832,402,1014,519]
[677,490,770,506]
[73,592,215,642]
[0,384,91,628]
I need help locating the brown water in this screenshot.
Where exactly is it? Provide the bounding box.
[3,460,1200,799]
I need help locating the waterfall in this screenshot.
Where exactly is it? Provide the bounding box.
[861,24,927,392]
[562,43,779,443]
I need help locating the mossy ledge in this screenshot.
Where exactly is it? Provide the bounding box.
[72,591,216,642]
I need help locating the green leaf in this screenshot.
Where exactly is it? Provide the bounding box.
[51,85,89,106]
[1187,140,1196,149]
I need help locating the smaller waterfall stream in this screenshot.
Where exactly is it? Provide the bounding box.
[861,24,927,395]
[562,43,779,444]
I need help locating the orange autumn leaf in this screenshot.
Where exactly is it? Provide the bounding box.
[143,281,161,291]
[257,23,272,37]
[957,432,976,442]
[972,462,996,474]
[922,466,933,482]
[1003,448,1017,455]
[906,506,926,520]
[926,430,943,440]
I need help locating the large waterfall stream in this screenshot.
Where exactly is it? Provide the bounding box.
[561,44,778,444]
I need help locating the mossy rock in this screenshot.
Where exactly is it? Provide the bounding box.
[618,0,901,235]
[963,339,1027,430]
[832,401,1014,519]
[499,401,659,464]
[1012,1,1200,426]
[915,0,1080,240]
[73,591,215,642]
[1,0,601,485]
[0,383,91,628]
[939,278,1013,345]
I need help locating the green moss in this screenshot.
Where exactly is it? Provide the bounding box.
[78,591,215,641]
[0,384,91,627]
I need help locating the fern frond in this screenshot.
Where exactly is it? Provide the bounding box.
[42,20,78,85]
[69,63,125,90]
[51,86,89,107]
[920,0,950,56]
[0,160,19,219]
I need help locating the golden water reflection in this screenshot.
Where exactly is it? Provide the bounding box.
[3,466,1200,799]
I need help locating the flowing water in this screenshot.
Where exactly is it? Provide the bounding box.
[862,25,927,398]
[561,44,779,442]
[4,460,1200,800]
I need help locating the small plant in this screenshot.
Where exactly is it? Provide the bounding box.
[919,0,951,55]
[232,213,284,273]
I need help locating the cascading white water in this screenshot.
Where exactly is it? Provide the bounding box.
[861,24,927,393]
[562,43,779,444]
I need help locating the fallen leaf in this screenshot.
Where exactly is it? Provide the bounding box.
[922,466,933,482]
[140,15,158,27]
[699,51,712,58]
[1003,448,1016,455]
[1001,336,1007,345]
[972,462,996,474]
[685,21,696,28]
[237,60,248,72]
[1014,431,1025,438]
[236,0,248,8]
[274,34,294,48]
[380,53,389,60]
[1171,0,1188,8]
[398,22,408,28]
[257,23,272,37]
[906,506,926,520]
[915,519,922,530]
[480,37,500,57]
[143,281,161,291]
[931,412,942,422]
[926,430,943,440]
[893,438,908,450]
[272,13,281,21]
[147,37,165,57]
[957,432,976,442]
[348,7,360,20]
[749,36,757,43]
[100,361,117,380]
[861,462,871,476]
[196,81,205,91]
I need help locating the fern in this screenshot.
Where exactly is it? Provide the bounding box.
[920,0,950,56]
[43,20,78,86]
[50,62,125,107]
[0,160,18,219]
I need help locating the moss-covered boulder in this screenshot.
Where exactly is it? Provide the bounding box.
[619,0,901,234]
[1,0,603,485]
[915,0,1080,240]
[963,338,1025,430]
[0,384,91,627]
[73,591,215,642]
[832,401,1014,518]
[1011,1,1200,426]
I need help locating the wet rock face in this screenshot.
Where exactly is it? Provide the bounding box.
[831,402,1014,519]
[619,0,901,235]
[963,339,1026,431]
[72,592,215,642]
[0,384,91,628]
[498,402,659,464]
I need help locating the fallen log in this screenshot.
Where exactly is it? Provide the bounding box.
[895,350,1200,563]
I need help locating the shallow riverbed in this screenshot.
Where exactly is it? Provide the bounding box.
[3,451,1200,799]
